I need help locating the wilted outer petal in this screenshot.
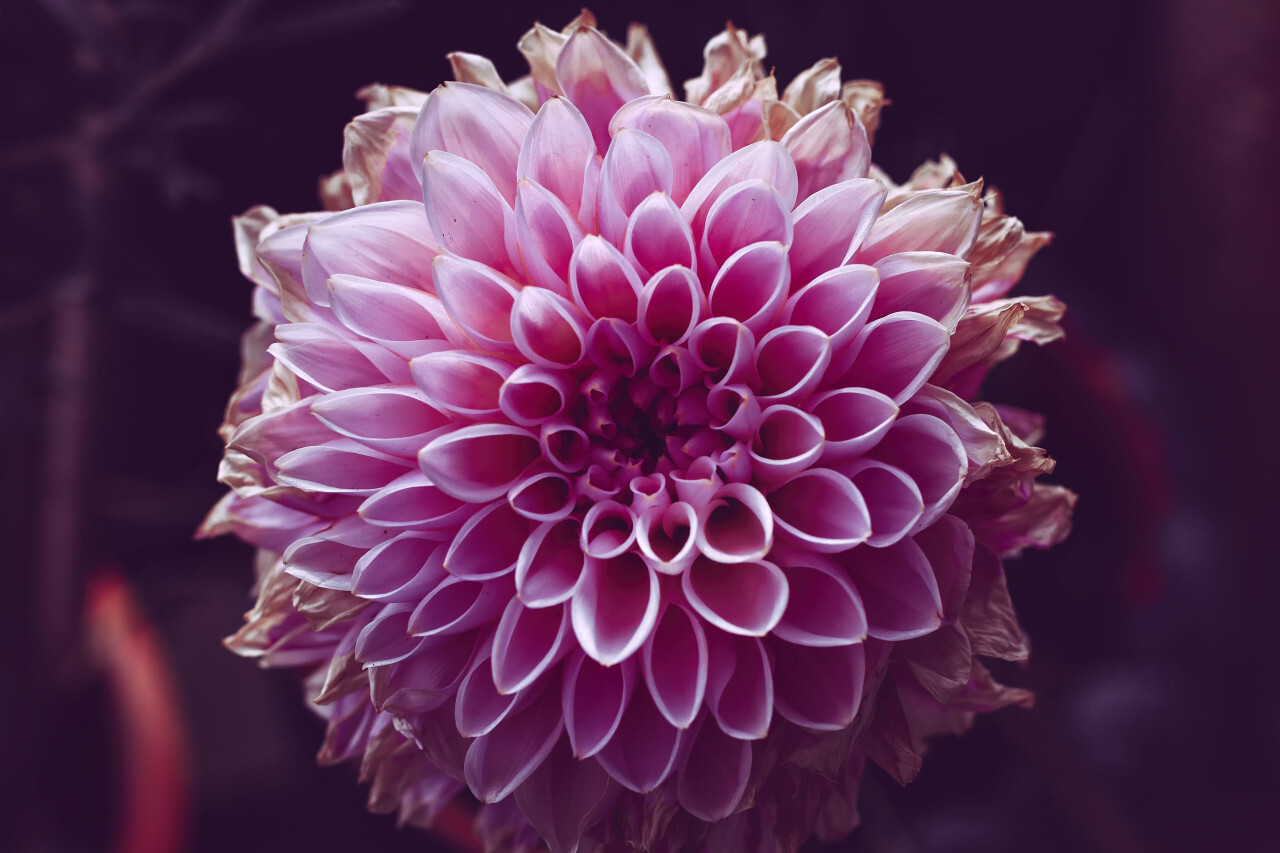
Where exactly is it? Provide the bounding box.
[557,26,651,152]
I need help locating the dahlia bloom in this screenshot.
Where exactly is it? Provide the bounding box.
[204,12,1075,852]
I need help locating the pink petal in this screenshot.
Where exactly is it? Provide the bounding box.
[749,404,825,482]
[681,141,799,246]
[625,192,695,278]
[871,251,972,332]
[410,350,512,418]
[609,96,732,203]
[327,275,463,352]
[311,386,452,458]
[781,101,871,202]
[706,383,761,441]
[351,533,447,601]
[635,501,698,576]
[516,518,585,607]
[581,500,638,559]
[637,264,703,345]
[648,344,701,395]
[446,502,530,579]
[464,681,565,802]
[500,364,574,426]
[455,647,521,738]
[838,537,942,641]
[411,81,534,202]
[540,419,591,473]
[839,459,924,548]
[556,26,651,152]
[508,467,575,522]
[371,630,477,715]
[269,324,407,391]
[419,424,541,502]
[689,317,757,387]
[407,575,508,637]
[569,235,643,322]
[431,254,522,352]
[838,312,950,405]
[912,514,975,624]
[492,599,571,694]
[669,456,719,511]
[355,604,419,666]
[700,178,793,274]
[704,630,773,739]
[770,640,866,730]
[422,150,518,275]
[788,178,886,286]
[770,549,868,646]
[517,22,569,98]
[707,241,790,335]
[586,317,654,377]
[856,186,984,265]
[357,469,472,530]
[869,414,967,533]
[300,200,439,306]
[781,264,879,349]
[598,129,674,245]
[517,97,598,223]
[692,482,774,565]
[561,649,637,757]
[515,178,583,294]
[276,440,412,495]
[511,285,589,367]
[807,387,898,462]
[754,324,832,405]
[767,467,871,552]
[571,551,660,666]
[642,602,708,727]
[677,716,752,821]
[595,686,683,792]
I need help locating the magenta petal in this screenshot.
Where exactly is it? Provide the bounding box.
[561,648,637,757]
[837,537,943,641]
[300,200,439,306]
[351,533,446,601]
[749,404,825,482]
[781,265,879,349]
[492,599,570,694]
[421,150,518,275]
[354,604,419,666]
[840,459,924,548]
[637,265,703,345]
[690,317,757,387]
[789,178,886,286]
[511,286,589,368]
[693,482,774,565]
[556,26,650,152]
[635,501,698,576]
[410,350,511,418]
[514,739,617,853]
[807,387,898,463]
[706,383,761,441]
[411,81,533,202]
[508,467,575,522]
[517,518,585,608]
[431,254,522,352]
[500,364,573,426]
[580,500,638,559]
[455,647,521,738]
[677,716,752,821]
[586,317,654,377]
[871,251,972,332]
[570,235,643,322]
[704,629,773,739]
[707,241,790,335]
[357,469,471,530]
[770,551,868,646]
[768,467,871,552]
[840,312,950,405]
[276,440,412,495]
[610,95,732,203]
[407,575,507,637]
[371,630,477,715]
[311,386,452,458]
[571,551,660,666]
[518,97,597,223]
[771,640,866,730]
[446,502,529,579]
[642,602,708,728]
[540,419,590,473]
[856,186,984,264]
[625,192,695,277]
[670,456,719,510]
[595,686,683,793]
[869,413,967,533]
[464,680,564,803]
[912,514,975,624]
[781,101,871,202]
[419,424,541,502]
[515,178,583,294]
[684,554,787,636]
[754,324,832,404]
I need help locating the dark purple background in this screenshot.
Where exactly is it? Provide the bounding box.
[3,0,1276,850]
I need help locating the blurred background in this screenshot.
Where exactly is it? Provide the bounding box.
[2,0,1276,850]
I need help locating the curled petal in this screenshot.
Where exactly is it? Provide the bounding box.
[782,57,841,114]
[595,686,683,794]
[422,150,519,275]
[807,387,898,462]
[693,482,774,565]
[351,533,447,601]
[707,241,790,335]
[635,501,698,575]
[517,518,585,607]
[407,575,508,637]
[837,537,942,641]
[447,51,507,90]
[648,344,702,395]
[358,469,471,530]
[446,502,530,579]
[276,440,412,495]
[572,552,660,666]
[637,265,703,345]
[781,101,871,202]
[837,312,949,405]
[754,325,832,405]
[670,456,719,511]
[684,555,787,637]
[870,414,967,533]
[599,129,674,245]
[781,264,879,349]
[771,640,866,731]
[871,251,972,333]
[431,254,522,352]
[625,192,695,278]
[770,550,868,646]
[557,26,651,152]
[508,467,575,522]
[628,472,671,514]
[311,386,452,458]
[690,318,756,387]
[677,716,752,822]
[749,404,824,482]
[857,185,984,264]
[518,22,569,97]
[411,81,533,201]
[515,178,584,294]
[570,235,643,322]
[610,95,732,203]
[581,500,639,560]
[499,364,574,426]
[585,317,654,377]
[767,467,871,552]
[518,97,597,222]
[701,179,793,274]
[419,424,541,502]
[561,649,636,757]
[464,680,564,803]
[682,141,799,245]
[410,350,512,418]
[642,602,708,727]
[577,463,621,503]
[540,419,590,473]
[492,599,571,694]
[789,178,886,286]
[704,630,773,740]
[512,285,590,368]
[301,200,439,306]
[839,459,924,548]
[706,383,760,441]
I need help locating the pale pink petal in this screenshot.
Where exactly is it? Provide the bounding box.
[491,599,571,694]
[517,22,568,98]
[515,178,583,294]
[595,686,683,793]
[447,51,507,90]
[636,264,703,345]
[837,312,949,405]
[419,424,541,502]
[689,317,757,387]
[681,141,799,246]
[561,649,637,757]
[610,96,732,203]
[624,192,695,277]
[768,467,871,552]
[556,26,650,152]
[871,252,972,332]
[276,440,412,495]
[707,241,790,335]
[704,630,773,739]
[837,537,943,641]
[351,533,447,601]
[749,404,825,482]
[839,459,924,548]
[342,106,422,206]
[511,286,589,368]
[357,469,472,530]
[684,555,787,636]
[311,386,452,458]
[770,551,868,646]
[856,185,984,264]
[516,518,585,607]
[500,364,574,426]
[585,317,654,376]
[508,467,576,523]
[677,716,752,821]
[789,178,886,286]
[807,387,898,462]
[700,179,794,281]
[569,235,643,322]
[781,265,879,349]
[407,575,508,637]
[431,254,522,352]
[445,502,530,579]
[410,351,512,418]
[598,129,674,245]
[754,325,832,405]
[870,414,967,533]
[571,552,660,666]
[771,640,866,730]
[301,200,439,306]
[327,275,464,351]
[781,101,871,202]
[464,681,564,803]
[580,500,638,559]
[411,81,534,201]
[517,97,598,223]
[421,150,518,275]
[635,501,698,576]
[270,323,408,391]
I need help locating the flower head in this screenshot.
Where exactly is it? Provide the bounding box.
[205,11,1074,852]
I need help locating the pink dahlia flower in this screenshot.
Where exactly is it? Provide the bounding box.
[204,11,1075,852]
